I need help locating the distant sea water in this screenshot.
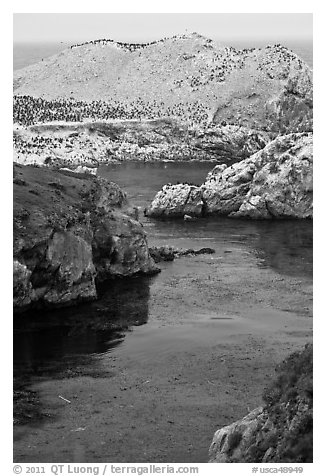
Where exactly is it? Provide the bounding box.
[228,39,313,68]
[13,42,72,71]
[13,38,313,71]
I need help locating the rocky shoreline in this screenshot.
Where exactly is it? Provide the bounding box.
[13,119,270,171]
[146,132,313,220]
[13,164,159,313]
[13,32,313,463]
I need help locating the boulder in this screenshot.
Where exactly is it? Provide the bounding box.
[146,183,204,218]
[194,125,270,162]
[92,211,159,278]
[149,246,176,263]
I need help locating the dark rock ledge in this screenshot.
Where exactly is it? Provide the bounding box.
[149,245,215,263]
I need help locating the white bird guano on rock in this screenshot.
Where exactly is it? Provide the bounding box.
[146,132,313,220]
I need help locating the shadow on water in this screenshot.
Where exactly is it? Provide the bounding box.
[14,276,153,425]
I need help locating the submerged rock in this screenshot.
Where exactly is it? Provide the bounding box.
[149,246,215,263]
[13,164,159,313]
[146,133,313,219]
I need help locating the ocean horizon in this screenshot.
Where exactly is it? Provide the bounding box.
[13,38,313,71]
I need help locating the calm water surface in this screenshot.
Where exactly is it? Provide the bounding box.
[14,162,313,400]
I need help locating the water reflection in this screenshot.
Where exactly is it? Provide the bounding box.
[14,163,313,424]
[99,162,312,278]
[145,216,312,278]
[14,276,152,424]
[251,220,312,277]
[98,162,215,209]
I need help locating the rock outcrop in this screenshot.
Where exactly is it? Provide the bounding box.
[209,344,313,463]
[13,164,159,313]
[13,119,270,167]
[146,132,313,219]
[147,183,205,219]
[265,69,313,134]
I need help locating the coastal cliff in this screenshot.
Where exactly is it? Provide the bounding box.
[146,132,313,219]
[13,164,159,312]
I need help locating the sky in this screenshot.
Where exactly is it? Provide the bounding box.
[13,13,313,44]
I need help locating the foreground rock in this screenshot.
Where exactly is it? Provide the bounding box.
[146,132,313,219]
[13,164,159,312]
[209,344,312,463]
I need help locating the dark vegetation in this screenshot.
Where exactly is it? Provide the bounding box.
[263,343,313,462]
[246,343,313,463]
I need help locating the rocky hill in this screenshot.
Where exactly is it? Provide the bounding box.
[13,164,159,312]
[13,33,312,132]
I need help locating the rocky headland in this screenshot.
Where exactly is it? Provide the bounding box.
[209,343,312,463]
[13,34,312,178]
[14,34,312,132]
[146,132,313,219]
[13,119,270,169]
[13,164,159,313]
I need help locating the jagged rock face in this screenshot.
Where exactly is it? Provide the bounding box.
[222,133,313,219]
[209,407,268,463]
[265,70,313,133]
[209,403,311,463]
[13,164,158,312]
[209,344,313,463]
[13,119,270,167]
[192,125,270,162]
[146,133,313,219]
